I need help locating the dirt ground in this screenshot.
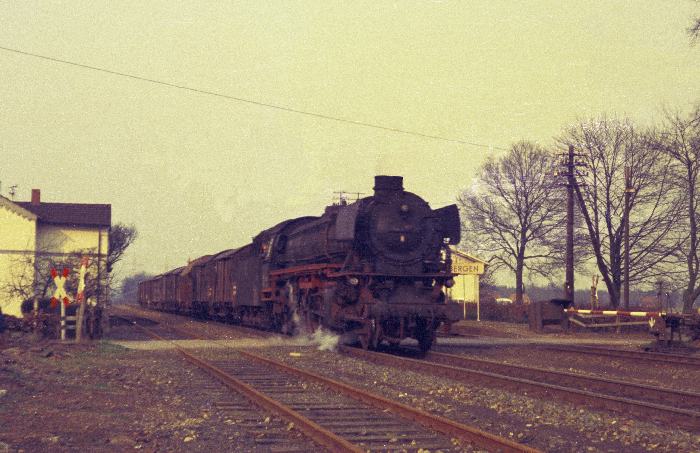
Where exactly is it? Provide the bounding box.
[1,308,698,452]
[0,327,315,453]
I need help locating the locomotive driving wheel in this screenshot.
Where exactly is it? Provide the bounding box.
[417,329,434,353]
[415,318,435,353]
[278,307,294,335]
[302,312,321,334]
[358,333,370,350]
[296,290,322,334]
[358,318,378,350]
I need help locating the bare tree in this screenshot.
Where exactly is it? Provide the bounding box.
[113,271,153,305]
[107,223,137,275]
[653,107,700,312]
[690,1,700,43]
[558,117,682,307]
[691,17,700,42]
[458,141,566,304]
[1,243,103,312]
[1,223,138,313]
[105,223,138,301]
[1,249,39,307]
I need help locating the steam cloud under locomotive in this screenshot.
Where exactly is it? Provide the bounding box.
[138,175,462,351]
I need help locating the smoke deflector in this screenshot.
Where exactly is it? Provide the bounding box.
[433,204,461,243]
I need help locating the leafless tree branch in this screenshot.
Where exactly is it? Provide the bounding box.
[458,141,568,303]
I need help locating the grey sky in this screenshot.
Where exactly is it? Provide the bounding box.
[1,1,698,281]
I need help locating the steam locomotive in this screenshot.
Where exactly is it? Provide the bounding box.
[138,175,461,351]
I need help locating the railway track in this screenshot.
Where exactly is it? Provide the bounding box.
[425,350,700,411]
[340,347,700,432]
[116,304,270,339]
[543,345,700,369]
[110,317,330,450]
[119,313,539,452]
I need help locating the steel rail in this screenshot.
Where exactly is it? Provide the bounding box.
[119,304,269,338]
[131,322,363,453]
[232,348,540,453]
[543,345,700,368]
[340,347,700,432]
[427,351,700,410]
[163,321,539,452]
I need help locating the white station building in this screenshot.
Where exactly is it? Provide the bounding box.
[446,248,487,318]
[0,189,111,317]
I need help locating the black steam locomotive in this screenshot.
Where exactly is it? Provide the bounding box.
[138,175,461,351]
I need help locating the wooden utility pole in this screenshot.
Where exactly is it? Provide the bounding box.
[591,275,599,309]
[656,280,664,312]
[32,248,40,335]
[565,145,576,304]
[623,167,634,311]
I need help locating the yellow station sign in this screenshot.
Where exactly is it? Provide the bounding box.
[451,253,485,275]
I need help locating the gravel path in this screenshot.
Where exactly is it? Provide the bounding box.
[432,344,700,393]
[0,328,321,452]
[107,306,700,452]
[251,345,700,453]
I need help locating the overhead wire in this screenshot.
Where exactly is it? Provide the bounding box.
[0,45,508,151]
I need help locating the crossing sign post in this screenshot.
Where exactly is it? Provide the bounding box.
[76,256,88,303]
[49,258,89,341]
[50,267,71,340]
[75,257,89,342]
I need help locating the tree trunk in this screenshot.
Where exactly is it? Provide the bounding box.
[609,284,620,308]
[684,169,698,314]
[573,182,618,308]
[683,287,700,314]
[682,290,692,314]
[515,262,524,305]
[609,260,623,308]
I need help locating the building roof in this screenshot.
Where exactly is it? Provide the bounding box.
[0,195,37,221]
[15,201,111,227]
[450,247,488,265]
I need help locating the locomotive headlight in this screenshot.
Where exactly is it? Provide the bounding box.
[444,278,455,288]
[400,204,409,213]
[348,276,360,286]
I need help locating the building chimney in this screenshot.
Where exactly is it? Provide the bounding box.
[31,189,41,205]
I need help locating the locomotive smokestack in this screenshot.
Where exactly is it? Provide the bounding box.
[373,176,403,199]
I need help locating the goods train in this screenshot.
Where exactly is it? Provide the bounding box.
[138,175,462,351]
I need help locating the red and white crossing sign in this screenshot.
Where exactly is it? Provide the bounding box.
[50,267,71,308]
[76,257,88,303]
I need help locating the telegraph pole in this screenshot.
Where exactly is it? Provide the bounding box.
[565,145,576,304]
[559,145,586,305]
[623,167,634,310]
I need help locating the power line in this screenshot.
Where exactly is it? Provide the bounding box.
[0,45,508,151]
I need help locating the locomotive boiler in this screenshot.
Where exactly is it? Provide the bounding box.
[139,175,462,351]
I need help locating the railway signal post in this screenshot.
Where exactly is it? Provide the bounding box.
[559,145,585,305]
